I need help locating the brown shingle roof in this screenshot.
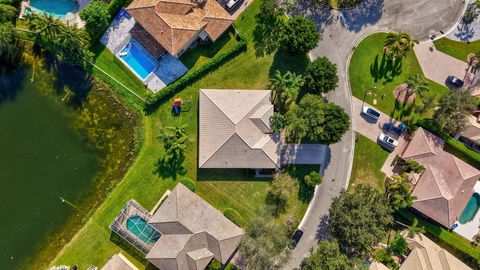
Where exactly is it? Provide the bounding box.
[127,0,233,56]
[402,128,480,227]
[130,23,166,59]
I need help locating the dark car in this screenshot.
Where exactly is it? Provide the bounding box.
[383,123,403,136]
[289,229,304,249]
[446,75,464,88]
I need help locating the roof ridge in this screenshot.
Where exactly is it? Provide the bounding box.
[428,165,452,199]
[201,90,236,126]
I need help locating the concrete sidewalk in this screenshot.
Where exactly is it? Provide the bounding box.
[413,42,469,87]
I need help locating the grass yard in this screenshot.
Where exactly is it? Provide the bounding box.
[349,133,390,191]
[434,37,479,62]
[48,0,312,268]
[349,33,449,122]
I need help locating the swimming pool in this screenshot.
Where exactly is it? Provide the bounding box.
[119,39,157,81]
[126,215,160,244]
[459,193,480,224]
[28,0,77,19]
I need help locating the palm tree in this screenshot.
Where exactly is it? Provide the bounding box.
[27,13,63,52]
[385,174,416,211]
[383,32,419,60]
[0,0,17,24]
[158,125,189,164]
[406,218,425,239]
[406,74,429,98]
[56,24,90,65]
[269,70,303,112]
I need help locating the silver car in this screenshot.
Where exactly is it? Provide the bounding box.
[226,0,242,10]
[379,133,399,148]
[362,105,380,120]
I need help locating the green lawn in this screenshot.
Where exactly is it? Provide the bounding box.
[434,37,479,62]
[349,33,449,122]
[48,0,311,268]
[349,133,390,191]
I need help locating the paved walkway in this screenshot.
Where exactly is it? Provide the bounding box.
[283,0,466,268]
[413,41,469,86]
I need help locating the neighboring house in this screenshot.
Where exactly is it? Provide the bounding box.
[101,253,139,270]
[111,183,244,270]
[198,89,323,170]
[456,115,480,153]
[369,261,390,270]
[400,127,480,228]
[126,0,234,57]
[399,232,472,270]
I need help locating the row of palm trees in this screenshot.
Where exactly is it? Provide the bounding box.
[26,13,90,66]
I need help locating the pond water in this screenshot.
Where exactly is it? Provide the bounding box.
[0,56,140,269]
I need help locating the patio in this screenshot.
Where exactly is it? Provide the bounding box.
[452,181,480,241]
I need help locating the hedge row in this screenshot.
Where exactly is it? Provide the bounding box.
[145,33,247,111]
[180,177,196,192]
[223,208,245,227]
[415,119,480,169]
[398,209,480,266]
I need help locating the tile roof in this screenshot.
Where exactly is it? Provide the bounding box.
[399,232,472,270]
[401,128,480,227]
[146,183,244,270]
[199,89,282,169]
[126,0,233,56]
[101,253,139,270]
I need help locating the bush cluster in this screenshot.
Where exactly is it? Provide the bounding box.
[145,34,247,110]
[223,208,245,227]
[180,177,196,192]
[79,0,110,38]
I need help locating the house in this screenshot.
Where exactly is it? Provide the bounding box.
[145,183,244,270]
[400,127,480,228]
[126,0,234,58]
[101,253,139,270]
[199,89,323,170]
[456,115,480,153]
[369,261,390,270]
[399,232,472,270]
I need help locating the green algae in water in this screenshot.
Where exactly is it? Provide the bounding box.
[0,55,141,269]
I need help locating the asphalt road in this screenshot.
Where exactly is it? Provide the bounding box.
[283,0,466,269]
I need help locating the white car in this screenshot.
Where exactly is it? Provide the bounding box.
[379,133,399,148]
[226,0,242,10]
[362,105,381,120]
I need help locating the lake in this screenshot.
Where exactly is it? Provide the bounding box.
[0,57,140,269]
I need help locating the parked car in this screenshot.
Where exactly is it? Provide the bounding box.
[362,105,381,120]
[446,75,464,88]
[289,229,304,249]
[226,0,242,10]
[378,133,399,148]
[383,123,403,136]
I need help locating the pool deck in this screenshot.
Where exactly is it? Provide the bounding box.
[453,181,480,241]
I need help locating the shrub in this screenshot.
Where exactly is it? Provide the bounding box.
[180,177,196,192]
[266,174,296,216]
[373,248,398,270]
[145,33,247,111]
[399,159,423,173]
[80,0,110,38]
[270,113,286,133]
[223,208,245,227]
[304,171,322,188]
[389,234,408,256]
[303,57,339,94]
[108,0,133,16]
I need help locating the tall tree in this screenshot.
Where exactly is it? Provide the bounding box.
[303,57,339,94]
[266,173,296,215]
[385,174,416,211]
[158,125,189,165]
[0,23,23,64]
[269,70,302,112]
[238,211,291,269]
[301,240,357,270]
[383,32,419,60]
[328,185,394,253]
[56,24,90,66]
[406,74,429,97]
[27,13,63,50]
[0,0,17,23]
[285,94,349,144]
[433,90,475,134]
[281,16,320,55]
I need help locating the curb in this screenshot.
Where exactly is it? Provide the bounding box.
[421,0,469,43]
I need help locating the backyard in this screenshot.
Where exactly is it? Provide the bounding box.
[349,33,449,122]
[48,0,313,268]
[349,133,389,191]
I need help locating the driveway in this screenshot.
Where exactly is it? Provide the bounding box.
[283,0,466,268]
[413,41,469,87]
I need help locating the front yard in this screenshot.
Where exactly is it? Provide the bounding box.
[48,0,312,268]
[434,37,480,62]
[349,33,449,122]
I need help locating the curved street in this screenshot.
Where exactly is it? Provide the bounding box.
[283,0,466,268]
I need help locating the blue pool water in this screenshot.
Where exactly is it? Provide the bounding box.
[126,215,160,244]
[28,0,77,19]
[459,193,480,224]
[119,40,157,80]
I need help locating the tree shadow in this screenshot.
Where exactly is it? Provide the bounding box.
[370,52,402,84]
[289,0,333,34]
[339,0,384,33]
[153,155,187,180]
[285,164,320,203]
[269,49,309,80]
[51,62,94,107]
[315,214,333,242]
[0,64,27,104]
[252,14,286,57]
